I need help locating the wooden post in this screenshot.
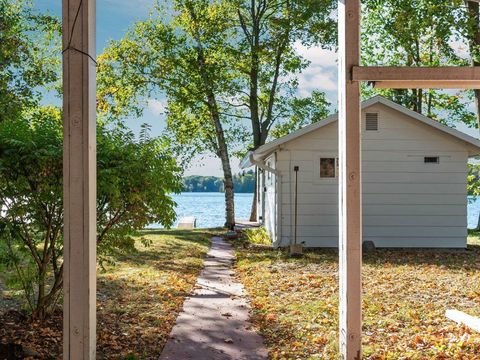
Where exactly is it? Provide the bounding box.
[338,1,362,359]
[62,0,96,358]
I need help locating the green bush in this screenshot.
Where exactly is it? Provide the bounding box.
[0,107,182,319]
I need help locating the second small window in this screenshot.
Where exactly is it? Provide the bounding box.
[424,156,439,164]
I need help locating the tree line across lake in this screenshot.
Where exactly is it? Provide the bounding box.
[182,171,255,193]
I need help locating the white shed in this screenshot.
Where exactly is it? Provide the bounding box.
[241,96,480,248]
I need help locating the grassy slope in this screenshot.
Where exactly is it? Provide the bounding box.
[235,234,480,360]
[0,229,212,359]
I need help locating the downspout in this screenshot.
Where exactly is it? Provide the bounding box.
[275,152,282,248]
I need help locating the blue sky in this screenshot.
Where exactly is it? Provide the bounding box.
[35,1,478,175]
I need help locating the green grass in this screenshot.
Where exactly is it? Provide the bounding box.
[96,229,214,359]
[234,234,480,360]
[0,229,217,360]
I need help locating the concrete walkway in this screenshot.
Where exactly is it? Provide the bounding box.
[159,237,268,360]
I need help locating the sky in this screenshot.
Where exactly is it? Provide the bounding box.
[35,0,479,176]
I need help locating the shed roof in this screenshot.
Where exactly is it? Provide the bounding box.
[240,95,480,168]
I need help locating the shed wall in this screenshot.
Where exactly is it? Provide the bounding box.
[266,103,468,248]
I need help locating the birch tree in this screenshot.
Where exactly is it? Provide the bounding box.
[231,0,335,219]
[98,0,239,228]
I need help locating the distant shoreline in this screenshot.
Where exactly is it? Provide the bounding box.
[183,173,255,193]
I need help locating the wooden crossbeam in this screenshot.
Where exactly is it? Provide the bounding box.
[352,66,480,89]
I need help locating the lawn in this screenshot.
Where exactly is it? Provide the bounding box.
[0,229,212,359]
[234,233,480,360]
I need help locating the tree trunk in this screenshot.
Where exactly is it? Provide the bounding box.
[222,159,236,229]
[31,269,63,320]
[209,97,235,229]
[191,25,236,229]
[248,22,261,222]
[468,1,480,129]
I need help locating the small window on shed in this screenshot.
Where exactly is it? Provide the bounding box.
[424,156,439,164]
[320,158,338,178]
[365,113,379,131]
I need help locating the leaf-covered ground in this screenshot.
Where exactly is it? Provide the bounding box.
[234,233,480,359]
[0,229,212,359]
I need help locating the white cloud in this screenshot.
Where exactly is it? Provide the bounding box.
[294,41,337,67]
[449,39,470,61]
[147,98,167,114]
[297,65,337,97]
[293,41,338,100]
[184,154,242,177]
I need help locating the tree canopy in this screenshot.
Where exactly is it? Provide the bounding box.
[362,0,476,126]
[0,0,60,123]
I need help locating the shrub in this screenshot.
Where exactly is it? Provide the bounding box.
[0,107,182,319]
[243,227,272,246]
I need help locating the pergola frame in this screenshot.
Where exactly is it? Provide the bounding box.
[60,0,480,358]
[338,1,480,359]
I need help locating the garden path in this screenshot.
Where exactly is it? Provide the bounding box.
[159,236,268,360]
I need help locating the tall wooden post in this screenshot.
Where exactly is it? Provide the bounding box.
[338,0,362,359]
[62,0,96,358]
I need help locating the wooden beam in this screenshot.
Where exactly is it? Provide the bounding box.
[352,66,480,89]
[372,80,480,89]
[446,310,480,332]
[62,0,96,359]
[338,1,362,359]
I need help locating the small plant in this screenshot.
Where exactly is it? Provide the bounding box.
[243,227,272,246]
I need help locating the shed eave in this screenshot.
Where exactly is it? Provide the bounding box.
[248,95,480,161]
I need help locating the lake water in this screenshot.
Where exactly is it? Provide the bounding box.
[468,196,480,229]
[149,192,480,230]
[149,192,254,229]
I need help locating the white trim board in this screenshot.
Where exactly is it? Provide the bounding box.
[446,309,480,332]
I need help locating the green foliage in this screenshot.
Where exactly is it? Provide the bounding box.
[362,0,476,126]
[0,108,182,318]
[98,0,240,161]
[182,170,255,193]
[270,91,331,139]
[467,163,480,196]
[98,0,334,157]
[243,227,272,245]
[232,0,336,147]
[97,123,182,254]
[0,0,61,123]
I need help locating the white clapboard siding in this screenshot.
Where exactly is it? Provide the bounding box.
[282,204,467,217]
[363,161,466,173]
[260,101,472,248]
[281,214,465,227]
[281,182,466,195]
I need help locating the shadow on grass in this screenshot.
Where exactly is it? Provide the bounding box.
[97,275,188,359]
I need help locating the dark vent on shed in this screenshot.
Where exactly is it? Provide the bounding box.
[424,156,439,164]
[365,113,379,131]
